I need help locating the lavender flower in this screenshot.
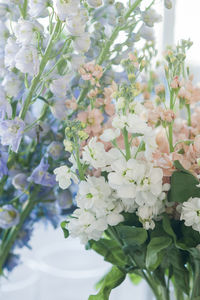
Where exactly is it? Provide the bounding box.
[47,141,63,160]
[0,117,25,152]
[0,149,8,179]
[0,205,20,229]
[28,158,56,187]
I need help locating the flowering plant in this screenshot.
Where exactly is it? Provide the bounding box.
[55,25,200,300]
[0,0,161,278]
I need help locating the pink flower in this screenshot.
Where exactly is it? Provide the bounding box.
[77,108,104,135]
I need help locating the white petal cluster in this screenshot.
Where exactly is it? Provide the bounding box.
[100,128,120,142]
[3,19,42,76]
[54,165,79,190]
[2,73,21,98]
[28,0,49,18]
[108,157,163,206]
[4,38,19,69]
[55,0,79,21]
[180,197,200,232]
[142,9,162,27]
[82,137,108,169]
[14,19,43,46]
[68,176,124,243]
[15,46,39,76]
[50,74,71,99]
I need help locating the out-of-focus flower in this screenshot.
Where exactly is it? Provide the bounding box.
[12,173,28,190]
[0,205,20,229]
[0,117,25,152]
[47,141,63,160]
[87,0,103,8]
[15,46,40,76]
[28,159,56,187]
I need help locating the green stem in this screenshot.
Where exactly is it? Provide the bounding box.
[77,0,142,104]
[123,128,131,160]
[0,196,36,273]
[191,260,200,299]
[108,227,161,300]
[74,138,85,181]
[186,104,191,126]
[168,90,174,153]
[168,123,174,153]
[19,20,62,120]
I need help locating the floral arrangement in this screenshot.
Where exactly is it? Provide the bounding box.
[52,7,200,300]
[0,0,162,279]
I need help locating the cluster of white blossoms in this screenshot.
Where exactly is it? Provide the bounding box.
[55,0,91,54]
[54,103,168,243]
[180,197,200,233]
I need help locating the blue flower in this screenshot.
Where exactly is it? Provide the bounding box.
[0,149,8,179]
[0,205,20,229]
[3,253,21,272]
[28,158,56,187]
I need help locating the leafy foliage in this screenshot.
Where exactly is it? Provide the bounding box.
[168,160,200,202]
[88,266,126,300]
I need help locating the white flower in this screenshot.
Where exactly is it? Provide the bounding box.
[108,157,163,206]
[68,208,108,244]
[2,73,21,98]
[50,99,68,120]
[142,9,162,27]
[67,176,124,244]
[82,137,108,169]
[4,38,19,69]
[55,0,79,21]
[112,115,127,129]
[76,176,112,212]
[180,197,200,232]
[50,74,71,98]
[100,128,120,142]
[73,32,91,53]
[66,14,86,36]
[87,0,103,8]
[14,19,43,46]
[70,54,85,70]
[126,114,149,135]
[28,0,49,17]
[140,24,155,41]
[15,46,39,76]
[54,165,78,189]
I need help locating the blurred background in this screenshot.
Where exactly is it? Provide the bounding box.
[0,0,199,299]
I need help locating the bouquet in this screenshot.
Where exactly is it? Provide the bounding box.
[54,17,200,300]
[0,0,160,278]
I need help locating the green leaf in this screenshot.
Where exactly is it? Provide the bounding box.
[60,221,69,238]
[116,225,147,247]
[180,224,200,248]
[88,266,126,300]
[167,247,190,295]
[162,215,177,243]
[146,237,172,270]
[89,239,128,268]
[168,162,200,202]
